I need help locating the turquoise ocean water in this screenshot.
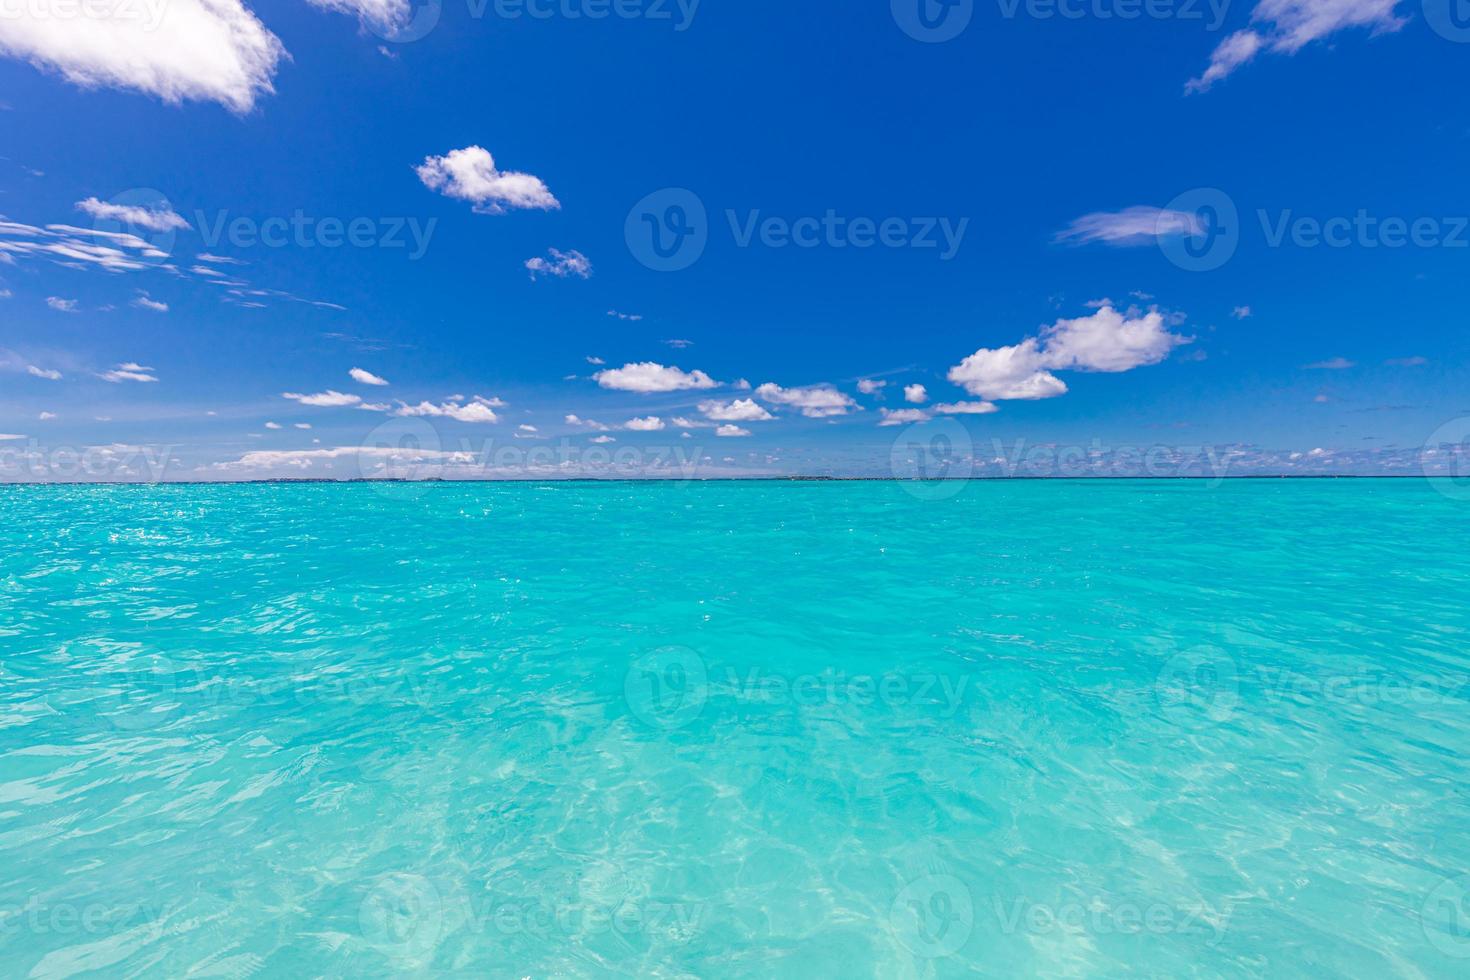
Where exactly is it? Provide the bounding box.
[2,479,1468,977]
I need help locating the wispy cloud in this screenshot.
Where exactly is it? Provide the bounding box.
[98,362,158,383]
[1055,207,1202,247]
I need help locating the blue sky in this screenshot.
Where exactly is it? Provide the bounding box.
[0,0,1467,480]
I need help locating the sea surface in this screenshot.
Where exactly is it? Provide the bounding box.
[1,479,1468,977]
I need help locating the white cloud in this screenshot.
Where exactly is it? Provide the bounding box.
[1,220,172,272]
[196,252,242,265]
[0,433,25,440]
[607,310,642,321]
[0,289,10,299]
[753,382,858,418]
[415,145,559,215]
[525,248,591,280]
[594,362,718,393]
[1187,0,1404,93]
[1305,357,1355,370]
[948,304,1189,401]
[38,411,55,420]
[1055,206,1203,246]
[27,365,61,380]
[715,424,751,437]
[265,421,282,429]
[878,408,931,426]
[518,424,538,433]
[1232,305,1252,319]
[625,416,665,431]
[396,397,501,423]
[350,367,389,386]
[698,398,773,422]
[948,339,1067,401]
[934,400,999,415]
[590,434,616,444]
[0,0,287,112]
[132,291,168,312]
[664,338,693,349]
[306,0,415,35]
[46,296,78,312]
[99,361,158,383]
[294,423,311,429]
[585,356,605,366]
[903,383,927,404]
[565,414,610,431]
[857,379,886,394]
[1385,356,1427,367]
[76,197,188,232]
[283,390,361,407]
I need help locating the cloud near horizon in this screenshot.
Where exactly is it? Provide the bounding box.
[593,362,718,393]
[948,304,1190,401]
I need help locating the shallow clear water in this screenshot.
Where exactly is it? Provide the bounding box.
[1,479,1468,977]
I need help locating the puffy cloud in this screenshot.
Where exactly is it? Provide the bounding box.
[0,0,286,112]
[46,296,78,312]
[594,362,718,393]
[1304,357,1355,370]
[590,434,616,444]
[525,248,591,280]
[350,367,389,386]
[903,383,927,404]
[76,197,188,232]
[132,291,168,312]
[396,397,501,423]
[415,145,559,215]
[99,361,158,383]
[624,416,665,431]
[878,408,930,426]
[753,382,858,418]
[1055,206,1203,246]
[283,390,361,407]
[948,338,1067,401]
[1187,0,1405,93]
[948,305,1189,401]
[715,424,751,437]
[857,379,886,394]
[1041,305,1191,373]
[698,398,773,422]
